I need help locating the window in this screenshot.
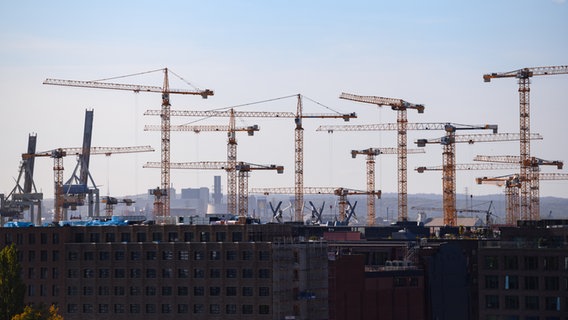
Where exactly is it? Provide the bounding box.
[98,304,109,313]
[210,269,221,278]
[242,251,253,260]
[525,276,539,290]
[90,233,100,243]
[146,304,156,313]
[485,295,499,309]
[84,269,95,278]
[115,251,125,261]
[40,250,47,262]
[259,287,270,296]
[28,251,35,263]
[259,269,270,279]
[40,268,48,279]
[525,296,539,310]
[524,256,539,270]
[83,304,93,313]
[232,232,243,242]
[99,269,110,278]
[41,233,47,244]
[67,304,78,314]
[178,268,189,278]
[130,304,140,313]
[504,295,519,309]
[52,250,59,262]
[68,269,79,279]
[114,304,125,313]
[167,232,178,242]
[193,304,204,314]
[226,304,237,314]
[162,268,173,278]
[194,286,204,296]
[121,233,130,242]
[52,268,59,279]
[99,252,110,261]
[83,286,94,296]
[210,287,221,296]
[544,256,559,271]
[183,232,193,242]
[136,232,146,242]
[485,275,499,289]
[129,287,140,296]
[147,251,157,260]
[130,268,141,278]
[194,251,203,260]
[194,269,204,278]
[146,269,156,278]
[394,277,407,287]
[242,287,253,296]
[52,233,59,244]
[226,269,237,278]
[209,304,220,314]
[505,275,519,290]
[99,286,110,296]
[104,233,114,242]
[114,269,125,278]
[162,250,173,260]
[28,233,35,245]
[545,296,560,311]
[162,287,172,296]
[215,232,226,242]
[161,304,172,314]
[130,251,141,260]
[210,250,220,260]
[178,287,188,296]
[226,250,237,260]
[242,305,253,314]
[84,251,94,261]
[259,305,270,314]
[484,256,498,270]
[68,252,78,261]
[177,304,188,313]
[242,268,253,278]
[114,287,125,296]
[179,250,189,260]
[259,251,270,261]
[545,277,559,290]
[504,256,518,270]
[226,287,237,296]
[199,232,210,242]
[152,232,162,242]
[146,287,156,296]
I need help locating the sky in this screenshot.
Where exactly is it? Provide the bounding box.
[0,0,567,208]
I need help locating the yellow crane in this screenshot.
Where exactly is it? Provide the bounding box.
[483,65,568,220]
[143,161,283,223]
[145,94,356,222]
[145,108,259,216]
[22,146,154,222]
[351,147,424,225]
[414,130,546,226]
[473,155,563,219]
[44,68,213,218]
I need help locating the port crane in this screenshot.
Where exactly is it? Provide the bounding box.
[317,122,493,222]
[143,161,283,222]
[145,108,259,216]
[473,155,563,220]
[44,68,214,218]
[351,147,424,225]
[251,186,380,225]
[1,134,43,225]
[483,65,568,220]
[146,94,357,222]
[415,128,546,226]
[23,145,154,222]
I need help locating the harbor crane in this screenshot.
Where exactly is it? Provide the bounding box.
[317,122,493,222]
[483,65,568,220]
[351,147,424,226]
[145,108,259,216]
[44,68,214,218]
[473,155,563,219]
[251,186,380,225]
[143,161,283,222]
[23,145,154,222]
[337,93,424,222]
[145,94,357,222]
[415,128,545,227]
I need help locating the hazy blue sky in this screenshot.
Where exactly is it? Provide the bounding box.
[1,1,567,212]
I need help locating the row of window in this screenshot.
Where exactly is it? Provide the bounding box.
[484,275,568,291]
[66,267,271,279]
[72,231,245,243]
[67,303,270,315]
[67,249,270,261]
[485,295,563,311]
[67,285,270,297]
[484,255,568,271]
[5,232,60,245]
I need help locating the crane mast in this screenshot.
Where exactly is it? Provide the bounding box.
[483,65,568,220]
[339,93,424,222]
[44,68,213,218]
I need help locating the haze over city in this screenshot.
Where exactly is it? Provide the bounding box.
[1,0,567,202]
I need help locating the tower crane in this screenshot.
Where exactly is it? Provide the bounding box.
[483,65,568,221]
[350,147,424,226]
[44,68,214,218]
[473,155,563,219]
[143,161,283,222]
[250,186,380,225]
[145,94,357,222]
[415,128,545,226]
[317,122,494,222]
[145,108,259,216]
[23,145,154,222]
[338,93,424,222]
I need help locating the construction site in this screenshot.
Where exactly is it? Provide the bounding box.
[1,66,568,320]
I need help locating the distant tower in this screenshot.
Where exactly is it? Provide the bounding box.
[213,176,222,205]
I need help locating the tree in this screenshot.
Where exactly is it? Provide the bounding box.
[11,305,63,320]
[0,243,25,320]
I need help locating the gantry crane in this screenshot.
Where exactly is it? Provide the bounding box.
[145,94,356,222]
[473,155,563,219]
[250,186,380,225]
[143,161,283,222]
[350,147,424,226]
[416,128,546,226]
[338,93,424,223]
[44,68,214,218]
[483,65,568,221]
[23,145,154,222]
[102,197,135,216]
[145,108,259,216]
[317,122,497,222]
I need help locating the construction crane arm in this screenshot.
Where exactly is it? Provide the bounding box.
[43,78,214,98]
[144,124,259,134]
[340,92,425,112]
[416,163,520,172]
[22,146,154,159]
[483,65,568,82]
